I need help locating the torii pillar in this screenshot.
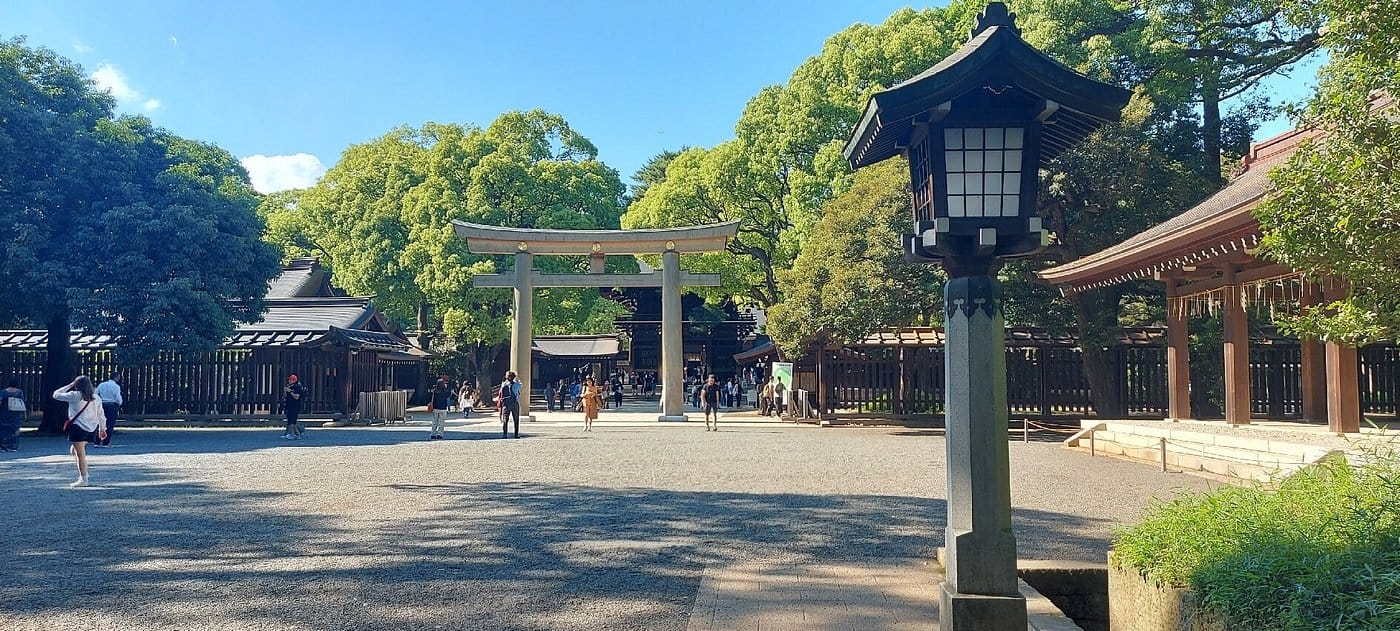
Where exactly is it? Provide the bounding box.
[454,221,739,423]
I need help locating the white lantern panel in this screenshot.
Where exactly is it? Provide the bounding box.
[946,151,964,172]
[984,150,1003,171]
[947,173,965,195]
[1003,194,1020,214]
[986,128,1004,149]
[945,128,963,150]
[965,174,983,194]
[1004,150,1022,172]
[1006,128,1024,149]
[984,172,1002,195]
[966,196,984,217]
[965,128,984,149]
[947,195,966,217]
[964,150,984,172]
[1003,172,1021,193]
[988,196,1007,216]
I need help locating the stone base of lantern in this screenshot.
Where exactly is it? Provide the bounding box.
[939,583,1028,630]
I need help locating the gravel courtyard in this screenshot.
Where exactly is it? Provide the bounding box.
[0,415,1207,630]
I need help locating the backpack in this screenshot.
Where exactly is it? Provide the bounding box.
[499,381,517,405]
[5,391,23,412]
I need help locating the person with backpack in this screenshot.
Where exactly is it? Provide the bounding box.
[280,374,307,440]
[54,376,107,487]
[428,377,452,440]
[93,374,122,447]
[1,376,25,452]
[498,371,522,438]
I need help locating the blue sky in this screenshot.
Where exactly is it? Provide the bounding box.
[3,1,1320,194]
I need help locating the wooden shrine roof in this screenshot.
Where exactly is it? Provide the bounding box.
[1039,128,1316,294]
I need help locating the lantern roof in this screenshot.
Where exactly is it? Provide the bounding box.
[844,2,1132,170]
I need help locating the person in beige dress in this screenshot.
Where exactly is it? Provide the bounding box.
[581,377,602,431]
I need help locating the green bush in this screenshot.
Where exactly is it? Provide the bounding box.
[1112,440,1400,630]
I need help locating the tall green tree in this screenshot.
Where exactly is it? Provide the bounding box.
[623,5,975,308]
[1,38,282,431]
[267,110,628,392]
[767,160,944,357]
[1254,0,1400,344]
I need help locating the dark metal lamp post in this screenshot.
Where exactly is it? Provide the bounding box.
[843,4,1131,629]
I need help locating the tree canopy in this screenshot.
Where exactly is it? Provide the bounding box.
[1,38,282,430]
[1254,0,1400,344]
[264,110,628,388]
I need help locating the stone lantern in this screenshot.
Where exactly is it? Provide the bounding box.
[843,3,1131,629]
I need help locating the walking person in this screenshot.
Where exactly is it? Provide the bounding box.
[498,371,522,438]
[459,382,475,415]
[760,379,774,416]
[772,377,788,417]
[281,375,306,440]
[93,374,122,447]
[544,381,556,412]
[1,377,24,452]
[54,376,106,487]
[612,379,623,409]
[701,374,722,431]
[581,377,601,431]
[428,377,451,440]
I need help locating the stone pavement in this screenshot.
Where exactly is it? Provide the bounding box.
[0,406,1206,630]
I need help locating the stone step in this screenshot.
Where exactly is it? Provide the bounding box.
[1065,420,1336,484]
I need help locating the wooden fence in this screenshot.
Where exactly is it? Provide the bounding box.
[819,341,1399,422]
[0,347,423,419]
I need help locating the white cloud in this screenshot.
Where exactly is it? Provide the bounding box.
[74,42,95,54]
[91,63,139,101]
[142,99,162,111]
[240,154,326,194]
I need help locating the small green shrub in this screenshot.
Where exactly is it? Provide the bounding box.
[1113,439,1400,630]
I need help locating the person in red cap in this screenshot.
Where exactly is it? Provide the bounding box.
[281,374,307,440]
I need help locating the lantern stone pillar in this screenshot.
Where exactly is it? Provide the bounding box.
[659,250,687,421]
[940,268,1024,629]
[511,250,535,421]
[842,4,1128,627]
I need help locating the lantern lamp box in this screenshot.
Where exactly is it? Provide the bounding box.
[843,1,1131,262]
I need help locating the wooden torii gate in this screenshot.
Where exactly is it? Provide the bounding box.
[452,220,740,421]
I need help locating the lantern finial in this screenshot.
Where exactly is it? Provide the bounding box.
[971,2,1020,39]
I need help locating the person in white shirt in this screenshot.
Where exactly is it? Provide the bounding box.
[94,375,122,447]
[53,376,106,487]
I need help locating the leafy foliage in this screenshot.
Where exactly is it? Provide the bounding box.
[263,110,628,385]
[767,160,943,357]
[1254,0,1400,344]
[1113,441,1400,629]
[0,38,281,362]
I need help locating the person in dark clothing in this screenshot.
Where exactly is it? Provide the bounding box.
[498,371,522,438]
[0,377,24,452]
[428,378,452,439]
[281,375,306,440]
[701,374,723,431]
[612,379,623,409]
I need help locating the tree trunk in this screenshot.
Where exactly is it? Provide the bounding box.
[39,311,73,434]
[415,302,431,350]
[1069,291,1127,418]
[1201,67,1223,184]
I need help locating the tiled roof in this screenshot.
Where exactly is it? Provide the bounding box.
[266,258,329,298]
[244,298,374,331]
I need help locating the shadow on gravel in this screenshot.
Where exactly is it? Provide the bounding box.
[1,425,524,459]
[0,467,1114,630]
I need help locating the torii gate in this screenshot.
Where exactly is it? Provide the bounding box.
[452,220,740,422]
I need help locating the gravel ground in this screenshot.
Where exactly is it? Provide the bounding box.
[0,416,1207,630]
